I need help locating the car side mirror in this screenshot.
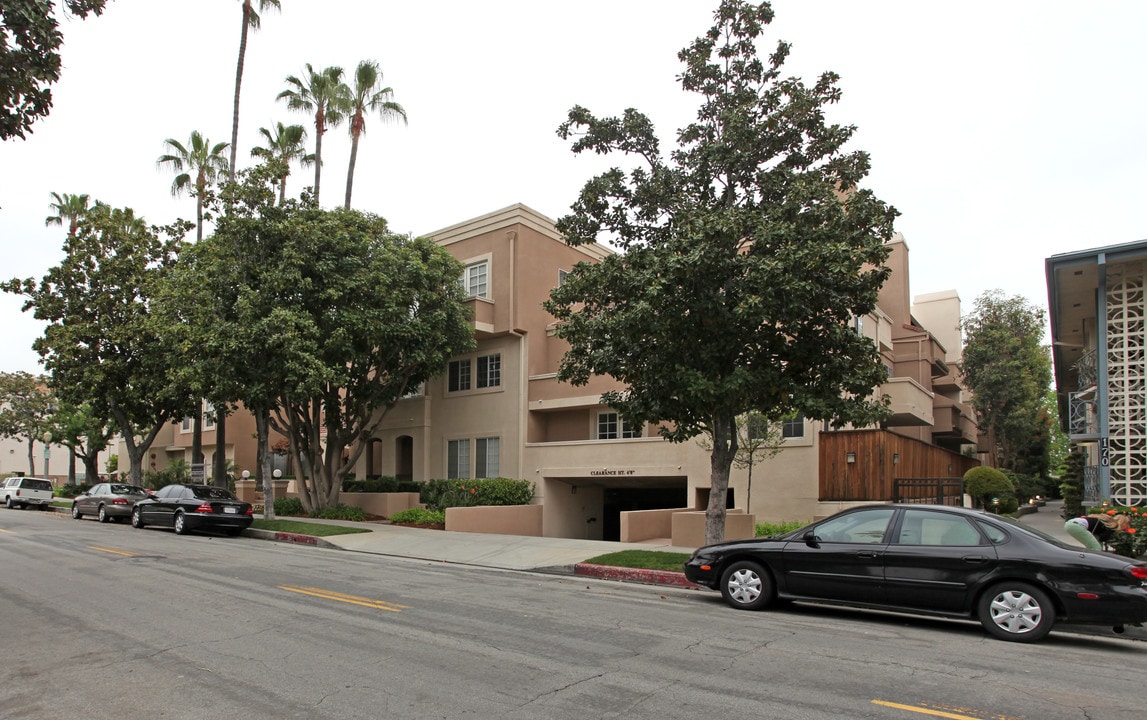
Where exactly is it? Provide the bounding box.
[803,530,821,548]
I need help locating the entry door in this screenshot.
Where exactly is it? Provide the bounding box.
[779,507,894,605]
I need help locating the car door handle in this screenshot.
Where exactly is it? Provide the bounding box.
[855,551,881,559]
[961,555,989,564]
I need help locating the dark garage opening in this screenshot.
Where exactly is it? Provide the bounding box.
[602,486,688,542]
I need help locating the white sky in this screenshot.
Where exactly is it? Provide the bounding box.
[2,0,1145,375]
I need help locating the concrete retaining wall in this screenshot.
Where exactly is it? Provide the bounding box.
[446,504,543,536]
[671,510,756,547]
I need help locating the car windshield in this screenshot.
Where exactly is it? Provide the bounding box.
[111,484,147,495]
[190,486,236,500]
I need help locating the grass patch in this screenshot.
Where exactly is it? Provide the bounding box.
[582,550,692,572]
[251,519,371,537]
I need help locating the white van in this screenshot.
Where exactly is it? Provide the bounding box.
[2,476,55,510]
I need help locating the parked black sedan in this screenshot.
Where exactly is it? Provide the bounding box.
[684,504,1147,643]
[131,484,253,536]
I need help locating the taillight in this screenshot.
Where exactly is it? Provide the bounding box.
[1128,566,1147,581]
[14,489,20,497]
[112,498,128,505]
[245,506,254,516]
[194,502,213,513]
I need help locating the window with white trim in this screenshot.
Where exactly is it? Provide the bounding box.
[204,401,216,431]
[476,437,499,478]
[462,261,488,298]
[449,359,471,392]
[558,268,569,286]
[781,413,804,439]
[476,354,500,388]
[596,412,640,440]
[448,439,470,479]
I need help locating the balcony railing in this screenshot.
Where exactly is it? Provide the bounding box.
[1083,465,1100,504]
[1073,347,1097,391]
[1069,392,1098,437]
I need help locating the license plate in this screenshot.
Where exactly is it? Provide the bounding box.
[223,507,237,514]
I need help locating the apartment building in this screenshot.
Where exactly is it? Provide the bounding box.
[353,204,979,539]
[1047,239,1147,506]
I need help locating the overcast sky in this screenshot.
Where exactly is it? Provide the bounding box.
[2,0,1145,375]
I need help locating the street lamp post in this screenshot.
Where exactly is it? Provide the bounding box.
[42,430,52,480]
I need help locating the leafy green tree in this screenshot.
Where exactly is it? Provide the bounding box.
[160,166,474,513]
[342,59,406,209]
[0,371,54,475]
[963,466,1014,511]
[277,64,349,205]
[1059,448,1086,519]
[156,131,230,242]
[1044,387,1070,481]
[544,0,895,545]
[49,399,114,484]
[44,191,91,237]
[250,121,312,204]
[229,0,281,179]
[959,290,1052,471]
[0,0,107,140]
[697,411,784,513]
[3,203,196,485]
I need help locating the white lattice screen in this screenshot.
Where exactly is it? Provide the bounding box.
[1106,268,1147,506]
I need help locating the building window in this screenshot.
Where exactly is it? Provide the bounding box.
[449,359,471,392]
[747,414,770,441]
[854,315,865,335]
[462,261,488,298]
[476,437,500,478]
[781,413,804,439]
[448,439,470,479]
[476,354,501,388]
[597,412,640,440]
[204,401,216,431]
[181,416,192,432]
[558,269,569,286]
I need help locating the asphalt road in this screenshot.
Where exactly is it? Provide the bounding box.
[1,509,1143,720]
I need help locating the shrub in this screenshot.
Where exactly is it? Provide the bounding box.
[963,466,1014,510]
[1059,449,1086,519]
[311,504,367,522]
[144,460,190,490]
[342,476,421,493]
[389,507,445,525]
[756,520,809,537]
[274,496,305,516]
[419,478,535,512]
[56,483,93,499]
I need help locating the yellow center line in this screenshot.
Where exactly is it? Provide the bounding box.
[279,584,408,613]
[872,700,1003,720]
[87,546,141,557]
[0,528,12,533]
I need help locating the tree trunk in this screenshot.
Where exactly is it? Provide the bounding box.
[230,5,250,181]
[704,410,739,546]
[313,110,324,204]
[344,133,360,210]
[213,410,227,487]
[82,454,100,485]
[255,406,274,520]
[27,441,35,476]
[191,399,203,464]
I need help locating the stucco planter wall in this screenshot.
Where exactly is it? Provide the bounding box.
[671,510,756,548]
[339,492,423,518]
[445,504,543,536]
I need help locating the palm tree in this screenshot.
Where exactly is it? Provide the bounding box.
[156,131,230,242]
[251,122,313,204]
[230,0,281,181]
[343,60,406,210]
[277,64,349,205]
[44,192,91,237]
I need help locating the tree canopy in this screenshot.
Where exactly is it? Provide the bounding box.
[3,204,196,485]
[960,290,1052,472]
[160,167,475,512]
[0,371,54,475]
[1,0,108,140]
[545,0,897,544]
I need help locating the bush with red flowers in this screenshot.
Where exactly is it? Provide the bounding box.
[1087,505,1146,558]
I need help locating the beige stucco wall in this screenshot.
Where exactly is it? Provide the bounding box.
[446,503,543,536]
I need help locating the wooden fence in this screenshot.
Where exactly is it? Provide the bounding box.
[819,429,979,503]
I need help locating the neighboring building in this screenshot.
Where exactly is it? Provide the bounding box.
[1047,239,1147,506]
[352,205,979,538]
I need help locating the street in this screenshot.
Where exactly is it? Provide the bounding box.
[1,508,1142,720]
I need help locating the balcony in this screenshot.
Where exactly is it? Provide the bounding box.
[1069,391,1099,440]
[1073,347,1097,392]
[882,377,934,427]
[932,398,977,445]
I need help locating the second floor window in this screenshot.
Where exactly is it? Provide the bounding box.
[781,413,805,439]
[463,261,488,298]
[449,354,500,392]
[597,412,640,440]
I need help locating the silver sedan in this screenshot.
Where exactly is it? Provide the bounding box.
[71,483,151,523]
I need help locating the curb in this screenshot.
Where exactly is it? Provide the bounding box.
[574,562,702,589]
[242,528,341,550]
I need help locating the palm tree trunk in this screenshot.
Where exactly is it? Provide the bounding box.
[313,113,324,204]
[278,177,286,205]
[230,4,251,178]
[344,134,360,210]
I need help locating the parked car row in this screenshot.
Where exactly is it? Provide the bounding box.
[69,482,254,537]
[684,504,1147,643]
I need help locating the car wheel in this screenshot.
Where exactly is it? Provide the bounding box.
[131,507,145,529]
[97,505,111,523]
[71,504,82,519]
[5,496,13,509]
[719,560,776,611]
[978,582,1056,643]
[173,511,187,535]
